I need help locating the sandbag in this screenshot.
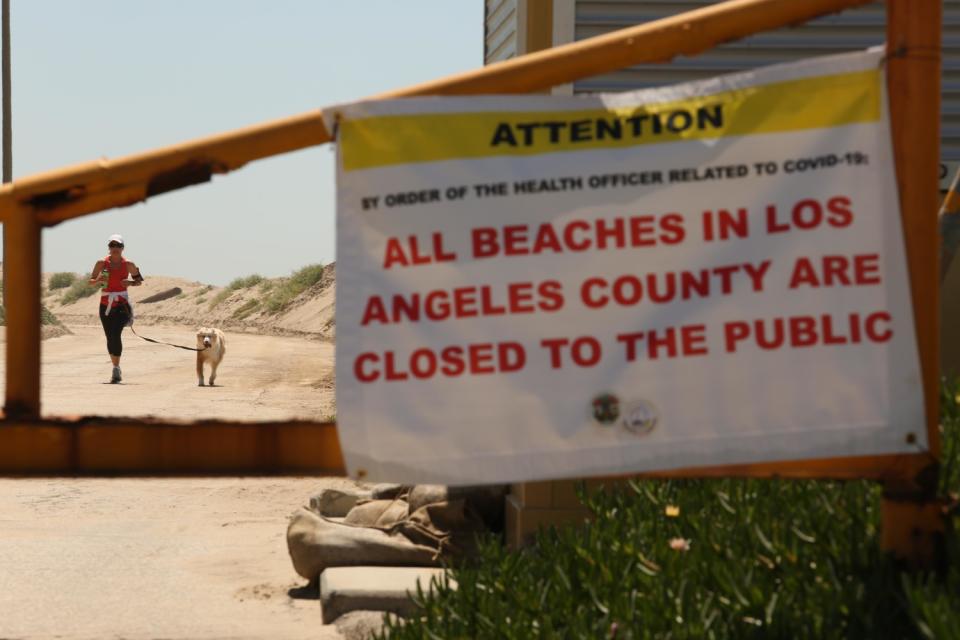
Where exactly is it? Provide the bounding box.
[307,481,407,517]
[310,488,373,517]
[406,485,448,512]
[287,508,440,582]
[371,483,407,500]
[407,484,508,530]
[396,499,488,557]
[343,499,409,528]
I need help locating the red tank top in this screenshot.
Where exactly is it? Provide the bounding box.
[99,256,129,305]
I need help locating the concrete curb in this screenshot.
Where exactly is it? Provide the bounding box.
[319,566,452,624]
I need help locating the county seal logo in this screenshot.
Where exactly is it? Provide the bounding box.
[591,392,620,426]
[622,400,658,436]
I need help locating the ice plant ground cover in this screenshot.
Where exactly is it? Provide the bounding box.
[381,381,960,639]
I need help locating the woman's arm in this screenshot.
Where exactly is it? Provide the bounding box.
[88,260,106,286]
[124,260,143,286]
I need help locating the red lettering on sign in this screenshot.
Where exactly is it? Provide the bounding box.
[826,195,853,228]
[471,214,687,258]
[617,325,708,361]
[382,237,409,269]
[472,227,499,258]
[766,195,855,234]
[724,312,894,353]
[354,353,380,383]
[356,342,528,382]
[382,232,456,269]
[789,254,883,289]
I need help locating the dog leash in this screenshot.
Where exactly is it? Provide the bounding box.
[129,326,208,352]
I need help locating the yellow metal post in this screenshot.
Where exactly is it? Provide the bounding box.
[3,208,41,418]
[882,0,944,568]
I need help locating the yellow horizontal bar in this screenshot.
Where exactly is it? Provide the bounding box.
[0,417,344,475]
[0,416,935,481]
[0,0,873,225]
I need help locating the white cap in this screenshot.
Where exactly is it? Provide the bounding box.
[108,234,124,245]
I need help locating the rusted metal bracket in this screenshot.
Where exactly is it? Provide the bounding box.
[881,462,948,571]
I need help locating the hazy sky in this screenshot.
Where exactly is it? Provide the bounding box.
[10,1,482,285]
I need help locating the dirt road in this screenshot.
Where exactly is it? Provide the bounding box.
[0,478,342,639]
[0,323,345,638]
[0,323,335,420]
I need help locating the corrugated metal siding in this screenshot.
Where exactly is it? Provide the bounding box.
[573,0,960,173]
[485,0,519,64]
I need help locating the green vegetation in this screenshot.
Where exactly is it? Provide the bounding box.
[48,272,77,290]
[207,288,234,310]
[61,279,101,305]
[382,383,960,640]
[40,305,61,326]
[264,264,325,313]
[231,299,260,320]
[206,275,265,311]
[188,267,325,314]
[227,274,264,290]
[1,301,59,326]
[293,264,326,287]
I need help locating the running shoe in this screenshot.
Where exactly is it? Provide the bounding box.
[111,366,122,384]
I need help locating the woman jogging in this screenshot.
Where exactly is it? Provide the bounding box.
[88,234,143,383]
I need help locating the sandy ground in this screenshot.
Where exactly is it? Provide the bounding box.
[0,478,343,640]
[0,321,348,638]
[0,323,335,420]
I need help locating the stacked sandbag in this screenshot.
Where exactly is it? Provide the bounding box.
[308,483,403,517]
[287,508,440,582]
[287,482,508,583]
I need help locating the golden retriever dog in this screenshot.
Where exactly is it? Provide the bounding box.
[196,327,226,386]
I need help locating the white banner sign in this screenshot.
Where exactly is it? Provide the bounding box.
[331,49,924,485]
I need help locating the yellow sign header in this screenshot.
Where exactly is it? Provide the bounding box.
[340,69,880,172]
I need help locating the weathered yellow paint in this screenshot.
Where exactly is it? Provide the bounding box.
[0,418,344,475]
